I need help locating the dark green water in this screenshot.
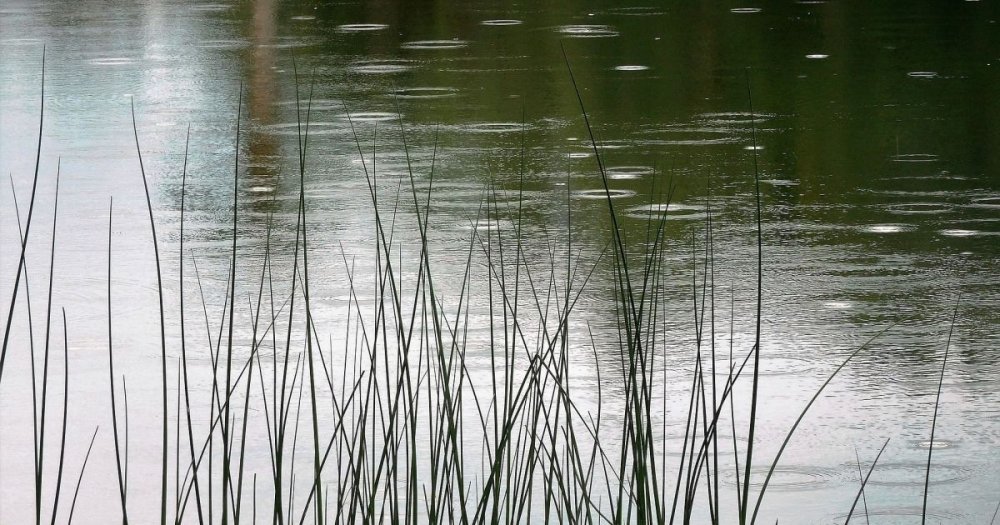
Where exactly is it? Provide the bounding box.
[1,1,998,522]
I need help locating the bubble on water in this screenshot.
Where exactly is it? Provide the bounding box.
[614,65,650,71]
[907,71,938,79]
[805,54,829,59]
[731,7,762,14]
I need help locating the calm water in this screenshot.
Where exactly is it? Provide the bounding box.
[1,1,998,523]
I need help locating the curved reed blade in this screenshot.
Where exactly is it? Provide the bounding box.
[741,69,764,525]
[176,124,206,525]
[750,324,894,524]
[922,296,960,525]
[36,158,61,525]
[844,438,889,524]
[66,427,99,525]
[221,83,243,525]
[106,197,129,524]
[49,308,71,525]
[1,46,45,386]
[129,97,169,525]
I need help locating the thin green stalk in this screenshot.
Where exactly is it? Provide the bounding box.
[106,197,129,524]
[36,158,60,525]
[290,59,324,525]
[176,124,206,525]
[1,46,44,386]
[130,97,169,525]
[221,84,244,525]
[66,427,99,525]
[750,325,894,524]
[741,69,764,525]
[844,438,889,525]
[48,308,70,525]
[922,296,960,525]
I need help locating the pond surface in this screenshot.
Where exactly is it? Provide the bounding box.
[1,1,998,523]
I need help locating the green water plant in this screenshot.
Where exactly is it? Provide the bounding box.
[0,49,988,525]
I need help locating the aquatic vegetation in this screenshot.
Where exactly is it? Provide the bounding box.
[0,52,988,525]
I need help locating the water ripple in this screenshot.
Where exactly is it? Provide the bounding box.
[556,25,619,38]
[401,39,469,50]
[336,23,389,32]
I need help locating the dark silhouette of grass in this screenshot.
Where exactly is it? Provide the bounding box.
[1,46,44,386]
[130,97,169,525]
[923,296,960,525]
[1,51,987,525]
[845,438,889,524]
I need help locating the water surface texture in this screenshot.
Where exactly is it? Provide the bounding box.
[1,1,999,523]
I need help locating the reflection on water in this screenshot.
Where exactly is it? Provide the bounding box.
[1,0,999,522]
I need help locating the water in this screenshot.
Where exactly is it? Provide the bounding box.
[2,1,998,523]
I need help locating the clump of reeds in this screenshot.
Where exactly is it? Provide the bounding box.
[0,48,980,525]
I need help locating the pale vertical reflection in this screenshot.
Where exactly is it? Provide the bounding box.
[248,0,279,187]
